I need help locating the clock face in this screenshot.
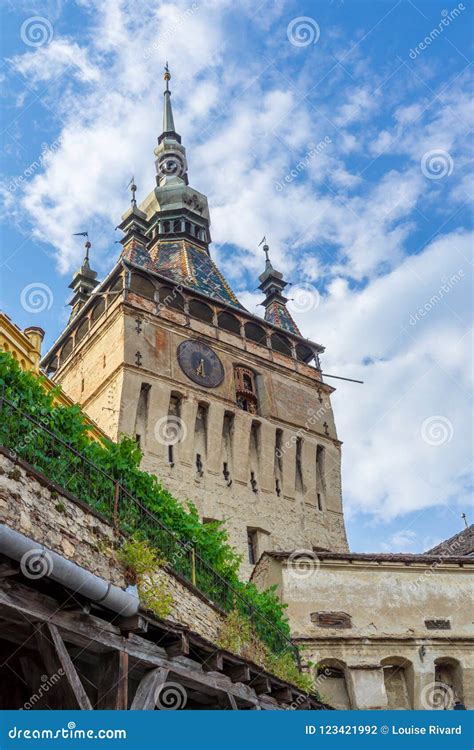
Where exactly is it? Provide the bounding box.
[177,340,224,388]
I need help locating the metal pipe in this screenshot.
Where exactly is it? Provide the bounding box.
[0,524,139,617]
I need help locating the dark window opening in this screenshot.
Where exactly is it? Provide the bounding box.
[247,529,258,565]
[196,453,204,476]
[223,462,231,485]
[235,367,258,414]
[276,478,281,497]
[81,378,85,393]
[250,471,258,493]
[244,322,266,345]
[189,299,214,324]
[271,332,292,356]
[217,312,241,335]
[173,219,181,233]
[168,444,174,466]
[317,493,323,511]
[135,434,141,447]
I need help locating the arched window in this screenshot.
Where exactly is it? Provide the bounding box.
[59,338,73,364]
[218,312,241,335]
[189,299,213,324]
[173,219,181,233]
[271,332,292,356]
[90,298,106,323]
[157,286,185,312]
[244,322,266,346]
[129,273,155,300]
[163,220,171,234]
[314,660,351,710]
[75,319,89,344]
[296,343,314,363]
[235,367,258,414]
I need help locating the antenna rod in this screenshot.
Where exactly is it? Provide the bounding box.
[321,372,364,384]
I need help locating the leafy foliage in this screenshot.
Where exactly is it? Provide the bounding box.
[0,352,292,656]
[118,537,173,619]
[218,610,316,694]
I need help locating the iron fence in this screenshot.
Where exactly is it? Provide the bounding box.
[0,393,296,659]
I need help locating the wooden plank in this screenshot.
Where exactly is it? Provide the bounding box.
[0,561,19,578]
[130,668,169,710]
[271,686,293,703]
[202,651,223,672]
[251,676,271,695]
[35,623,92,710]
[96,651,129,710]
[0,581,260,706]
[117,615,148,634]
[165,633,189,658]
[224,664,251,683]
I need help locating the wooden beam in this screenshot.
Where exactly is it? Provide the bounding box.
[130,668,169,710]
[251,676,271,695]
[35,623,92,710]
[0,581,261,707]
[271,686,293,703]
[117,615,148,634]
[202,651,223,672]
[165,633,189,658]
[0,561,19,578]
[224,664,251,683]
[96,651,129,710]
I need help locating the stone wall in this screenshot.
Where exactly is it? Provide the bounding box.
[0,451,225,642]
[254,553,474,710]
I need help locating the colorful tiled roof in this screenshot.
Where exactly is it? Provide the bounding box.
[264,300,301,336]
[124,241,244,310]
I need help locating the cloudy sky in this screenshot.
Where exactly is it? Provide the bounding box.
[0,0,472,552]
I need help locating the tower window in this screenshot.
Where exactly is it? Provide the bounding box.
[173,219,181,233]
[235,367,258,413]
[250,470,258,493]
[196,453,204,476]
[168,444,174,465]
[275,478,281,496]
[247,529,258,565]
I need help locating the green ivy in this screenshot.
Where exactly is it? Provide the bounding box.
[0,352,291,654]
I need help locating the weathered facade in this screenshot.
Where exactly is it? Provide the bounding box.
[253,548,474,710]
[41,70,348,576]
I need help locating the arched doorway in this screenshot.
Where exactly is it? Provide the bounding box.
[315,659,351,709]
[381,656,413,709]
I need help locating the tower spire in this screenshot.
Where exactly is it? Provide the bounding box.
[258,239,301,336]
[68,233,99,321]
[162,62,176,136]
[154,64,188,185]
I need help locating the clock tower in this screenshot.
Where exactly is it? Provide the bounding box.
[42,67,348,576]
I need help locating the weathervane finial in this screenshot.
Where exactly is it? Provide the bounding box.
[258,236,270,263]
[72,231,91,264]
[164,61,171,91]
[129,176,137,207]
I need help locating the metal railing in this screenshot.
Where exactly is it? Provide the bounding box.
[0,392,296,659]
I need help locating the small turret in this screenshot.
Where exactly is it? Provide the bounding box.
[68,234,99,321]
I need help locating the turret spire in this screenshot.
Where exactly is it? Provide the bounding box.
[258,239,301,336]
[162,62,176,136]
[68,233,99,321]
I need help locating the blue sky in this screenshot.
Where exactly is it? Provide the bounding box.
[0,0,472,553]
